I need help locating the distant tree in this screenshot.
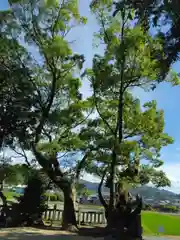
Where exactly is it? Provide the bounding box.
[0,160,37,187]
[76,183,91,197]
[0,156,13,190]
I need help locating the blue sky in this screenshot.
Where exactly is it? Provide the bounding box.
[0,0,8,10]
[1,0,180,192]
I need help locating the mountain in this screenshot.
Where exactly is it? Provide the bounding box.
[79,180,100,191]
[79,179,109,193]
[129,186,178,200]
[80,179,179,200]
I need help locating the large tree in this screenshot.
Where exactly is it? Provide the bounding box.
[82,0,178,226]
[0,0,89,230]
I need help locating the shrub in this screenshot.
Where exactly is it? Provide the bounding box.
[158,205,178,213]
[45,192,64,202]
[143,203,153,211]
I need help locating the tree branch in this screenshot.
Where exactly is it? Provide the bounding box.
[92,88,115,136]
[58,108,94,143]
[75,152,88,181]
[98,168,108,209]
[12,147,31,167]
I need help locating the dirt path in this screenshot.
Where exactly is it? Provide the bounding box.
[0,227,95,240]
[0,228,180,240]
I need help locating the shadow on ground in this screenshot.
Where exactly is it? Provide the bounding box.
[0,228,97,240]
[0,227,179,240]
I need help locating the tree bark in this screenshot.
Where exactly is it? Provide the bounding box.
[72,184,77,207]
[61,184,77,231]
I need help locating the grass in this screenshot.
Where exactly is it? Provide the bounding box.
[2,191,21,200]
[142,211,180,236]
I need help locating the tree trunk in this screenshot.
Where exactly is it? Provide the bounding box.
[72,184,77,207]
[31,146,78,231]
[127,213,142,239]
[0,181,3,191]
[61,184,77,231]
[107,149,117,228]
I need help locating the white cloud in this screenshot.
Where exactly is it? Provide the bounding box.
[160,163,180,193]
[82,173,100,183]
[160,163,180,183]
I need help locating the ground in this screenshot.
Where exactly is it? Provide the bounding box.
[0,228,180,240]
[0,228,90,240]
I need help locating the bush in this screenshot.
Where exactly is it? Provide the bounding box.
[143,203,153,211]
[45,192,64,202]
[158,205,179,213]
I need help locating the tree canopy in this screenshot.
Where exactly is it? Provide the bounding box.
[92,0,180,79]
[0,0,179,232]
[0,0,90,229]
[81,1,178,220]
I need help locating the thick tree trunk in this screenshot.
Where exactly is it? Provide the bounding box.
[31,146,78,231]
[61,184,77,231]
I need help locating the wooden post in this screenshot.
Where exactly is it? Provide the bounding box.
[102,210,106,224]
[78,207,81,226]
[53,204,57,221]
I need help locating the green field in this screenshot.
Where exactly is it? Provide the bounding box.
[142,211,180,236]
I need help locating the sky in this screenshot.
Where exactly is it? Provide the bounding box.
[1,0,180,193]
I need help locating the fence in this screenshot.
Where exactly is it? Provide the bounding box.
[43,205,106,225]
[0,204,106,225]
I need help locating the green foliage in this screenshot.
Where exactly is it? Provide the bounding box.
[113,0,180,79]
[80,93,173,187]
[0,0,90,180]
[159,205,179,213]
[0,2,91,227]
[76,183,91,197]
[138,165,171,188]
[0,0,88,145]
[0,162,37,186]
[0,36,37,148]
[81,1,176,202]
[0,158,30,187]
[0,0,178,228]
